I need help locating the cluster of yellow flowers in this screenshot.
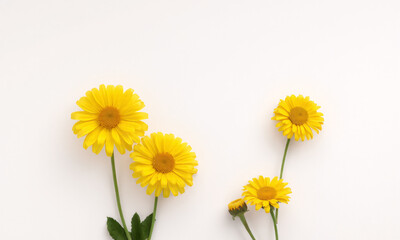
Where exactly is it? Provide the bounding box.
[71,86,324,240]
[228,95,324,240]
[71,85,198,240]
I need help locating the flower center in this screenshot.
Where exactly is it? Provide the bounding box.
[257,187,277,200]
[98,107,120,129]
[231,199,243,205]
[289,107,308,125]
[153,153,175,173]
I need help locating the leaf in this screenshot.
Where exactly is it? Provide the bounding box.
[131,213,143,240]
[107,217,128,240]
[141,213,153,240]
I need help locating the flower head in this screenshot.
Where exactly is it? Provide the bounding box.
[71,84,148,156]
[130,132,198,198]
[228,199,248,218]
[272,95,324,141]
[242,176,291,213]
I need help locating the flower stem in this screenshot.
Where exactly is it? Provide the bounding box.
[148,196,159,240]
[111,152,132,240]
[276,138,291,222]
[238,213,256,240]
[279,138,291,179]
[270,209,279,240]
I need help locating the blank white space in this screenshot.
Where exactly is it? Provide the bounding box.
[1,0,399,239]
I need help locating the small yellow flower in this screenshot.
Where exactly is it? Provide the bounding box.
[272,95,324,141]
[71,84,148,156]
[242,176,291,213]
[130,132,198,198]
[228,199,248,217]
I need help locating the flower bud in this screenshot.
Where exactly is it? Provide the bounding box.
[228,199,248,218]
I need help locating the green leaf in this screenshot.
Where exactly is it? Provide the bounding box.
[107,217,128,240]
[141,213,153,240]
[131,213,142,240]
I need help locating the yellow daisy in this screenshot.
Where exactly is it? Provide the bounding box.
[71,84,148,156]
[130,132,198,198]
[272,95,324,141]
[242,176,291,213]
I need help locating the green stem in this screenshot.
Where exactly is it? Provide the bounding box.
[270,209,279,240]
[148,196,159,240]
[276,138,291,222]
[111,152,132,240]
[238,214,256,240]
[279,138,291,179]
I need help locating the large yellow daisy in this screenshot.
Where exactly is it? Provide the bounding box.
[272,95,324,141]
[71,84,148,156]
[242,176,291,213]
[130,132,198,198]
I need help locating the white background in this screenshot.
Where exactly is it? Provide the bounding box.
[1,0,400,239]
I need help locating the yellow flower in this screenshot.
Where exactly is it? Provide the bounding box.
[130,132,198,198]
[272,95,324,141]
[228,199,248,217]
[242,176,291,213]
[71,84,148,156]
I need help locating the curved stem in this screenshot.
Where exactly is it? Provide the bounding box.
[148,196,159,240]
[279,138,291,179]
[270,209,279,240]
[111,152,132,240]
[238,214,256,240]
[276,138,291,222]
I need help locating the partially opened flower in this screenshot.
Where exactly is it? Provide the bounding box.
[71,84,148,156]
[228,199,248,218]
[228,199,256,240]
[130,132,198,198]
[272,95,324,141]
[243,176,291,213]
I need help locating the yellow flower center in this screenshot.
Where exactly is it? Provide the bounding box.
[153,153,175,173]
[289,107,308,125]
[229,199,244,209]
[98,107,121,129]
[257,187,277,200]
